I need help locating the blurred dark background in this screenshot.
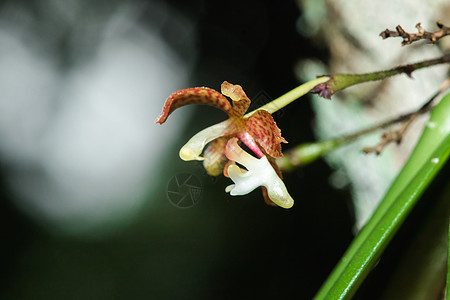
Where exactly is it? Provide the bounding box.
[1,0,446,299]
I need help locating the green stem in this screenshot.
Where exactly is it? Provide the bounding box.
[245,55,449,115]
[244,76,330,117]
[326,54,450,95]
[277,139,343,171]
[277,101,427,171]
[278,79,449,171]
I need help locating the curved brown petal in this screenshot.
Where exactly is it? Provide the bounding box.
[155,87,232,124]
[246,110,287,158]
[220,81,250,117]
[202,136,229,176]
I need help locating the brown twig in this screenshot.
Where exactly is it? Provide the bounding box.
[362,115,417,155]
[380,21,450,45]
[362,78,450,155]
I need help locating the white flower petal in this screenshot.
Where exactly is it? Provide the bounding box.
[225,184,235,193]
[179,119,231,161]
[225,138,294,208]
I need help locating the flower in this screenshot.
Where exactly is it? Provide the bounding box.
[156,81,294,208]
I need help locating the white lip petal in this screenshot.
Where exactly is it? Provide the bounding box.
[179,119,231,161]
[225,184,235,193]
[226,164,259,195]
[265,176,294,209]
[224,138,294,208]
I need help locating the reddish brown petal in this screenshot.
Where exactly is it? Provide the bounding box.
[202,136,229,176]
[221,81,250,117]
[155,87,232,124]
[246,110,287,158]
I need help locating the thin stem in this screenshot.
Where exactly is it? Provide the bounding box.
[244,76,330,117]
[278,79,450,171]
[277,111,420,171]
[334,54,450,89]
[363,78,450,154]
[312,54,450,99]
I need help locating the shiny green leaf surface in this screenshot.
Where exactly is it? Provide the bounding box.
[314,93,450,300]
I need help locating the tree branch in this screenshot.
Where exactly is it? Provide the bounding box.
[363,78,450,154]
[380,22,450,45]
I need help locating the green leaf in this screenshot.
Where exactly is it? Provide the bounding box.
[380,183,450,300]
[314,93,450,300]
[447,221,450,300]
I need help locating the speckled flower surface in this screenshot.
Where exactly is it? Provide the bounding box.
[156,81,293,208]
